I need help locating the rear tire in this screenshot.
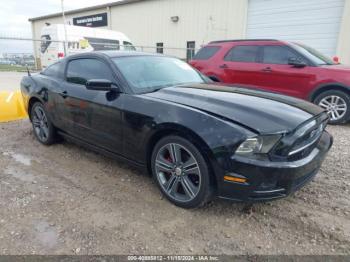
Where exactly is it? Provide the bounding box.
[314,90,350,124]
[151,135,213,208]
[30,102,57,145]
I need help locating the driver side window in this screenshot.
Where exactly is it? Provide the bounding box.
[262,46,304,65]
[66,58,114,85]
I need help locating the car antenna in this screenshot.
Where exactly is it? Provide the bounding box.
[26,66,31,77]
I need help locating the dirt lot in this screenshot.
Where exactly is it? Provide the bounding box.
[0,120,349,255]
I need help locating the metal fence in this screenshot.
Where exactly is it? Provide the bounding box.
[0,36,198,71]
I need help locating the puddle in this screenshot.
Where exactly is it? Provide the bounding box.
[34,221,58,249]
[4,166,34,182]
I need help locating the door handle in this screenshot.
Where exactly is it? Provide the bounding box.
[261,67,272,72]
[59,91,68,98]
[219,64,229,69]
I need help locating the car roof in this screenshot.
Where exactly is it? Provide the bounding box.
[208,39,288,46]
[209,39,278,44]
[101,50,164,57]
[67,51,164,59]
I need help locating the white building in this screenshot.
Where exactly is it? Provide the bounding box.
[29,0,350,64]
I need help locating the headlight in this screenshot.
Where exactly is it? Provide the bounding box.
[235,137,262,154]
[235,135,281,157]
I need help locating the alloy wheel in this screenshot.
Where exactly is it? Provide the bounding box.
[318,95,347,121]
[32,106,49,142]
[155,143,201,202]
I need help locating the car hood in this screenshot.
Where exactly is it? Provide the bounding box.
[144,83,324,134]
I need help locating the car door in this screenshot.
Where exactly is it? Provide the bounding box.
[255,45,314,98]
[219,45,263,87]
[61,57,123,153]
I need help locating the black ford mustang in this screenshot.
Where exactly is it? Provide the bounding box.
[21,51,333,208]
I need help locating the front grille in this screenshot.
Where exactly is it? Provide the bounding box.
[287,122,325,161]
[270,114,328,162]
[287,144,316,161]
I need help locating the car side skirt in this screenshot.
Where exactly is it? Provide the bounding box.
[58,131,147,172]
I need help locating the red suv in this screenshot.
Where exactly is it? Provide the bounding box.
[190,39,350,124]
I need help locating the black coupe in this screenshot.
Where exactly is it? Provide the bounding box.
[21,51,332,208]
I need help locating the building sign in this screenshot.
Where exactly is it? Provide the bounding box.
[73,13,108,27]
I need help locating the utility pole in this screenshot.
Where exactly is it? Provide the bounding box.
[61,0,68,56]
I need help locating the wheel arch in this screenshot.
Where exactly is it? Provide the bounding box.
[28,96,43,121]
[145,124,218,188]
[309,83,350,102]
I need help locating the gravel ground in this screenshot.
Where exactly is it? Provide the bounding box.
[0,120,349,255]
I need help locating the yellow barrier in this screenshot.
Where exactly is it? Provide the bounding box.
[0,90,28,122]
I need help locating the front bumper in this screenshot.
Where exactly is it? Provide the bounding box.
[217,131,333,202]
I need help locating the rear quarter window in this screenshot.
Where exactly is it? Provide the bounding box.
[193,46,221,60]
[42,62,63,79]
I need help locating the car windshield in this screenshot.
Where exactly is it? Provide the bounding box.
[112,56,207,93]
[290,43,335,66]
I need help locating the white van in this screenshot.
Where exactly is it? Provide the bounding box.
[40,24,135,67]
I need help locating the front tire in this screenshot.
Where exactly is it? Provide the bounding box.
[30,102,57,145]
[314,90,350,124]
[151,135,213,208]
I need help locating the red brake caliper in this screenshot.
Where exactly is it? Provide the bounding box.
[166,150,173,163]
[166,152,173,176]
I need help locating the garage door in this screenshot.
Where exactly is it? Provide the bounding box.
[247,0,344,57]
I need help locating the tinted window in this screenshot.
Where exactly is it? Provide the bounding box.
[66,59,114,85]
[225,46,259,62]
[42,62,62,78]
[193,46,221,60]
[263,46,299,65]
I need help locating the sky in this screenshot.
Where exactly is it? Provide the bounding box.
[0,0,116,53]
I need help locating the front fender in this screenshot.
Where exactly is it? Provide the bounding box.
[121,94,254,171]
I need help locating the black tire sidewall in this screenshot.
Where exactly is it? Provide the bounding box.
[314,90,350,124]
[151,135,212,208]
[30,102,56,145]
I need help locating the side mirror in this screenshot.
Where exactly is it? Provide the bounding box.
[288,57,307,68]
[85,79,120,92]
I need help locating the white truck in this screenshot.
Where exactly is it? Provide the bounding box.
[40,24,135,67]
